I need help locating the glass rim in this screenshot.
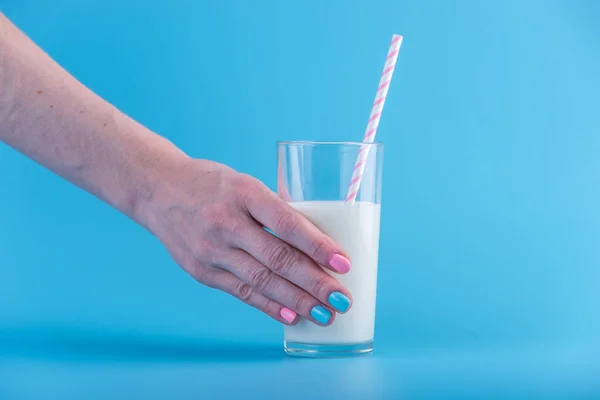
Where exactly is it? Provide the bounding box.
[277,140,383,147]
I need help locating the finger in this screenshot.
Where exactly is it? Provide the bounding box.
[277,156,292,202]
[218,249,338,326]
[244,184,352,274]
[195,265,299,325]
[230,224,353,315]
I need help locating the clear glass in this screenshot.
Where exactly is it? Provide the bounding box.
[278,141,384,357]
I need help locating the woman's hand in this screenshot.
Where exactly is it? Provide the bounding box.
[141,157,353,326]
[0,13,351,326]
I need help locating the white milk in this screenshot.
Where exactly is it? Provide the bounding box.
[284,201,381,344]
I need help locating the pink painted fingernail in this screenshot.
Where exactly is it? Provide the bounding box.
[280,307,297,323]
[329,254,351,273]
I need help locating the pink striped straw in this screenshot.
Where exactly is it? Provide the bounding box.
[345,34,403,204]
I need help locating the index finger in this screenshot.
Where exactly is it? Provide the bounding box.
[245,184,352,274]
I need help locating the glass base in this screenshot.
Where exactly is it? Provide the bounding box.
[284,340,373,358]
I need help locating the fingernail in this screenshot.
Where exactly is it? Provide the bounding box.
[328,292,351,313]
[280,307,297,323]
[264,227,279,238]
[329,254,351,273]
[310,305,331,325]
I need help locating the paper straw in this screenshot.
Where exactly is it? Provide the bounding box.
[345,34,403,204]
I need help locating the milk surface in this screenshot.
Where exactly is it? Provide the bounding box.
[284,201,381,344]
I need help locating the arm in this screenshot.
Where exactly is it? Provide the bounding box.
[0,14,353,326]
[0,13,183,225]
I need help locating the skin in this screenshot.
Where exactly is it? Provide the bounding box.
[0,13,352,326]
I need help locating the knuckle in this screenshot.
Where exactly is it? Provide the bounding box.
[250,267,274,293]
[229,221,246,238]
[203,204,238,236]
[203,205,227,230]
[234,282,254,303]
[235,174,259,203]
[309,240,329,260]
[236,173,256,190]
[192,240,219,264]
[266,244,298,273]
[192,263,216,286]
[312,274,332,297]
[291,294,311,314]
[263,298,280,315]
[274,211,300,238]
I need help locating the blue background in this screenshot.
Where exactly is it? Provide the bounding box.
[1,0,600,398]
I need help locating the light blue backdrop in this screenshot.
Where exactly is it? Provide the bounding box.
[1,0,599,398]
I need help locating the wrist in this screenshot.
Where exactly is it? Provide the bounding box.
[124,133,190,231]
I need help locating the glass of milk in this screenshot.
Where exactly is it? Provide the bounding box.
[277,141,383,357]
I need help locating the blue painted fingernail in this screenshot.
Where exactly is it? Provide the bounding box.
[264,227,279,238]
[328,292,351,313]
[310,305,331,325]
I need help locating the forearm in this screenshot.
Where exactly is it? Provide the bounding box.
[0,13,186,224]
